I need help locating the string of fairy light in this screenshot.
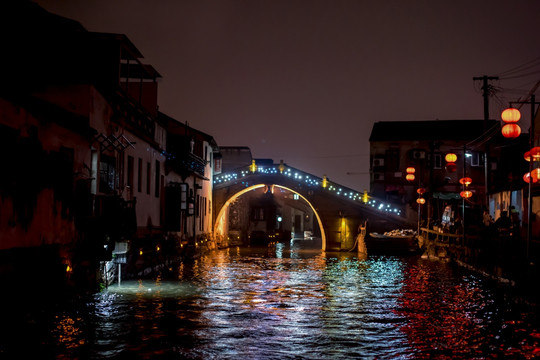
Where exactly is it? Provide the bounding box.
[213,161,403,216]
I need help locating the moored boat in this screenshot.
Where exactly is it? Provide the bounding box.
[366,229,419,254]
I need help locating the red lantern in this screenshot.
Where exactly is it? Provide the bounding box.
[460,190,473,199]
[501,107,521,123]
[417,187,426,194]
[501,123,521,139]
[524,172,539,183]
[531,168,540,182]
[416,197,426,205]
[530,147,540,161]
[406,167,415,174]
[445,153,457,163]
[445,162,457,173]
[524,151,531,162]
[406,174,415,182]
[459,177,472,186]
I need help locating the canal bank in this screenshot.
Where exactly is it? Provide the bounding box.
[419,227,540,301]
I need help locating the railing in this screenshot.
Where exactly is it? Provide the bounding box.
[419,227,464,246]
[214,163,405,217]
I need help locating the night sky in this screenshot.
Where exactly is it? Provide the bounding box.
[35,0,540,191]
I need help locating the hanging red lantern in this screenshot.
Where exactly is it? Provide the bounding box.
[530,147,540,161]
[501,107,521,123]
[406,167,415,174]
[406,174,415,182]
[501,123,521,138]
[416,197,426,204]
[530,168,540,182]
[445,153,457,163]
[417,187,426,195]
[460,190,473,199]
[445,162,457,173]
[524,151,531,162]
[459,177,472,186]
[523,172,539,183]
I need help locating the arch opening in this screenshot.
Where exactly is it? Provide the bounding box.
[214,184,327,250]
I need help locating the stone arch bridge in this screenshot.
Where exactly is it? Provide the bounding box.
[213,162,415,251]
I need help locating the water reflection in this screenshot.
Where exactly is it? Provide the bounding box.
[2,239,540,359]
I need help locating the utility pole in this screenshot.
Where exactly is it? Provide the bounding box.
[473,75,499,208]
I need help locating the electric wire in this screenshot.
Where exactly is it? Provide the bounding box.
[496,56,540,77]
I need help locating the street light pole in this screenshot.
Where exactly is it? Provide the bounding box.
[527,95,535,259]
[505,94,539,259]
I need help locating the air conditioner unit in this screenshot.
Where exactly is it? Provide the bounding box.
[372,158,384,167]
[373,173,384,181]
[412,150,426,159]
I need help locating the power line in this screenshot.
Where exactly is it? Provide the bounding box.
[496,56,540,77]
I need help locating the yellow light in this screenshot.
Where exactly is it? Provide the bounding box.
[445,153,457,163]
[249,160,257,173]
[279,160,285,173]
[139,250,143,256]
[156,246,160,252]
[66,265,72,273]
[322,175,328,188]
[406,174,415,182]
[501,107,521,123]
[362,189,369,203]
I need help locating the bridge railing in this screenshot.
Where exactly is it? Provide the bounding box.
[213,163,406,219]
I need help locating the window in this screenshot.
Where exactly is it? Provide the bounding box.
[155,160,160,197]
[127,156,134,189]
[433,154,442,169]
[138,158,142,193]
[385,149,400,171]
[251,207,265,220]
[146,162,151,195]
[99,154,116,193]
[471,152,481,167]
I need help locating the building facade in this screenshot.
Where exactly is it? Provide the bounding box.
[0,3,221,291]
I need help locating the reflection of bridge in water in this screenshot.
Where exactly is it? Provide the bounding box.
[213,162,415,251]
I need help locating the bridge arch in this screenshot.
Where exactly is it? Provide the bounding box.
[213,184,328,250]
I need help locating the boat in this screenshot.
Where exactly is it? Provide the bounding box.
[366,229,419,253]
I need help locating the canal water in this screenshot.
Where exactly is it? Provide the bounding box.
[2,239,540,359]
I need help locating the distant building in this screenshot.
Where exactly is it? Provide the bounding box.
[369,119,506,226]
[220,146,253,172]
